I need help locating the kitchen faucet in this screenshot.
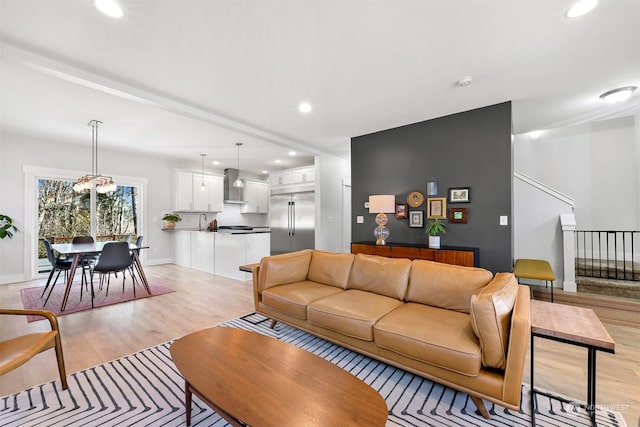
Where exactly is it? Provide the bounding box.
[198,213,207,231]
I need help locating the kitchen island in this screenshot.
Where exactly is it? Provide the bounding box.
[169,228,270,281]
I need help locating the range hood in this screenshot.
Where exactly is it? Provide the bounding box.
[224,168,246,204]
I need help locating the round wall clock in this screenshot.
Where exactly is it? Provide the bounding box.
[407,191,424,208]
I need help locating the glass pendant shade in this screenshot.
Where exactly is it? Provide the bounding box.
[233,142,244,188]
[200,154,207,191]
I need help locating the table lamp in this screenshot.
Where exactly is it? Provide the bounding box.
[369,195,395,245]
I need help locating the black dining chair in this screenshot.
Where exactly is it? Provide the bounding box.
[41,238,73,306]
[91,242,137,302]
[72,236,97,298]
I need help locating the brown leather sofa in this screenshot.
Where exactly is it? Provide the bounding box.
[250,249,531,419]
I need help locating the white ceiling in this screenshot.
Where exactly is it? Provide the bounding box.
[1,0,639,174]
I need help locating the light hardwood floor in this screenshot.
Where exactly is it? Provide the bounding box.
[1,264,638,426]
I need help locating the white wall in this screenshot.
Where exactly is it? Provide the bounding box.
[515,116,637,230]
[513,115,638,288]
[0,132,178,284]
[314,153,350,252]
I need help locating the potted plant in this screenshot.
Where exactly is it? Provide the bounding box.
[162,213,182,230]
[424,218,446,249]
[0,214,19,239]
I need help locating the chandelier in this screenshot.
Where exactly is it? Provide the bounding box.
[73,120,117,193]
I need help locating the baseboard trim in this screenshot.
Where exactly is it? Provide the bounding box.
[0,274,27,285]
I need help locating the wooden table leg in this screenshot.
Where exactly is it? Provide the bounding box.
[60,254,81,312]
[131,250,151,294]
[185,380,192,426]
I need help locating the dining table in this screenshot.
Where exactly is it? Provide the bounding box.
[50,241,150,311]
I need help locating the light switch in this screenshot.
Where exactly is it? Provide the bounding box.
[364,202,369,209]
[356,216,364,224]
[500,216,508,226]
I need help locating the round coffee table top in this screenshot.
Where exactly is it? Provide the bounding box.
[170,326,388,427]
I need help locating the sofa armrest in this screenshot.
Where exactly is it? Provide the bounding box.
[501,285,531,406]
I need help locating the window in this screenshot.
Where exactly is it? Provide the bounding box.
[35,177,142,273]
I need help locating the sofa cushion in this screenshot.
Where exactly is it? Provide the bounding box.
[307,251,355,289]
[347,254,411,300]
[262,281,345,320]
[470,272,519,370]
[307,290,403,341]
[405,260,493,313]
[374,302,482,377]
[258,249,312,291]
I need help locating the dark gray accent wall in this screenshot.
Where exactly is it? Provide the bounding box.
[351,102,513,273]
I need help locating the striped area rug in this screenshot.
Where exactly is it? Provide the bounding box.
[0,313,627,427]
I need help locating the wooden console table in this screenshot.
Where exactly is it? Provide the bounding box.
[351,242,478,267]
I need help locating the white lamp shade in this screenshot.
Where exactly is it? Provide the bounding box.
[369,195,395,213]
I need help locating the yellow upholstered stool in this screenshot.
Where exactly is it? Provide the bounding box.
[513,259,556,302]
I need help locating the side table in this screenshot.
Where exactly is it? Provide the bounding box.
[530,300,615,426]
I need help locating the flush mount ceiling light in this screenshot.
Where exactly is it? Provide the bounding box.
[298,102,312,113]
[599,86,637,104]
[565,0,598,18]
[456,76,473,87]
[95,0,123,18]
[233,143,244,188]
[288,151,296,156]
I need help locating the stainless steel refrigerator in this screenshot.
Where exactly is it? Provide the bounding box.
[270,191,315,255]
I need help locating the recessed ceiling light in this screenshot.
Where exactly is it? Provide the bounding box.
[565,0,597,18]
[211,160,220,165]
[95,0,123,18]
[288,151,296,156]
[261,170,268,174]
[599,86,637,103]
[275,159,282,164]
[298,102,312,113]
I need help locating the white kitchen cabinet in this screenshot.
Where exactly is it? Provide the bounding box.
[173,170,223,212]
[292,166,314,184]
[174,171,193,212]
[214,232,271,281]
[173,230,192,267]
[191,231,215,273]
[241,180,269,214]
[193,174,224,212]
[269,170,293,187]
[214,233,246,281]
[244,233,270,265]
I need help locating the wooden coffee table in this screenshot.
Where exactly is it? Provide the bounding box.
[170,326,388,427]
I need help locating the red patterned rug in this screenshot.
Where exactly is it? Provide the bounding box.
[20,280,175,322]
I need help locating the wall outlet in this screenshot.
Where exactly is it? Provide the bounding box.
[500,216,508,226]
[356,215,364,224]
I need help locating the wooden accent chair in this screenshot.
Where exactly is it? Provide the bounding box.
[0,309,68,390]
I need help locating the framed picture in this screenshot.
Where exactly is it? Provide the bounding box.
[395,202,408,219]
[409,210,423,227]
[449,207,468,224]
[426,197,446,219]
[449,187,470,203]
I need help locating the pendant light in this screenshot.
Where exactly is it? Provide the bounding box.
[233,143,244,188]
[200,154,207,191]
[73,120,116,193]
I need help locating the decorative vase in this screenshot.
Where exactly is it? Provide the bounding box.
[428,235,440,249]
[163,221,176,230]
